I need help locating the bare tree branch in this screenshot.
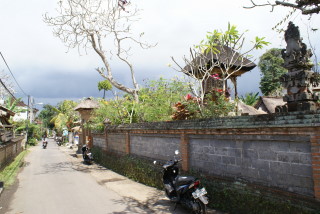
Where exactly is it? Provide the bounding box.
[244,0,320,15]
[44,0,154,101]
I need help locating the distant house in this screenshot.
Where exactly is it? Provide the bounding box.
[12,101,38,122]
[12,101,28,122]
[254,97,286,114]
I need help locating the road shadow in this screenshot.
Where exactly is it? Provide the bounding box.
[111,195,187,214]
[35,160,94,175]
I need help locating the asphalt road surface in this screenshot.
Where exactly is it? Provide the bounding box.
[2,139,155,214]
[1,139,213,214]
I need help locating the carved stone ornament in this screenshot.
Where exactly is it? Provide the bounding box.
[281,22,313,70]
[275,22,320,113]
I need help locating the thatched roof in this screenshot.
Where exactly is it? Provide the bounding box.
[254,97,286,114]
[183,46,256,78]
[74,98,99,111]
[237,101,266,115]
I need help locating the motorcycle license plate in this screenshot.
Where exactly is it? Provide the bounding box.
[192,188,207,199]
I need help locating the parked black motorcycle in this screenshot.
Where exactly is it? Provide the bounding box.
[82,145,93,164]
[155,150,208,214]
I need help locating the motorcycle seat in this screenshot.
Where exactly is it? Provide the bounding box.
[175,175,196,186]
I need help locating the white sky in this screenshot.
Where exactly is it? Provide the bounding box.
[0,0,319,106]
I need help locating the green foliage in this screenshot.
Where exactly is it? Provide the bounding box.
[37,104,56,129]
[27,138,38,146]
[193,23,269,94]
[98,79,113,99]
[172,92,235,120]
[49,100,79,133]
[27,123,42,142]
[14,120,42,143]
[240,92,260,106]
[5,97,26,114]
[137,77,190,122]
[98,79,113,91]
[90,98,137,131]
[258,48,287,96]
[90,77,191,130]
[91,148,163,189]
[198,23,269,54]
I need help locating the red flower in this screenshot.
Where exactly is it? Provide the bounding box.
[210,74,221,80]
[185,94,193,101]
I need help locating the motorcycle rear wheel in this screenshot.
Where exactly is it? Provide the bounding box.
[193,199,207,214]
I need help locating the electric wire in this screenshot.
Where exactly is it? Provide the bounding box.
[0,78,16,99]
[0,52,28,97]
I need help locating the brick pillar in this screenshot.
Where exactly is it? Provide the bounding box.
[180,132,189,171]
[311,135,320,200]
[126,132,130,155]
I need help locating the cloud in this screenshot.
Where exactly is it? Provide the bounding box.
[1,0,320,107]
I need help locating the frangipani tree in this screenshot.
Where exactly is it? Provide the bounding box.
[44,0,153,102]
[171,23,269,104]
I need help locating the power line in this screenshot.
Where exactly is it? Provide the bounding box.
[0,51,28,97]
[0,78,16,100]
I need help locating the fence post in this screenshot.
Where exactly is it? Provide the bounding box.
[180,132,189,171]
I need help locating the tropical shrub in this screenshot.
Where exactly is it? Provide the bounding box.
[90,77,191,130]
[240,92,260,106]
[27,138,38,146]
[172,92,235,120]
[136,77,190,122]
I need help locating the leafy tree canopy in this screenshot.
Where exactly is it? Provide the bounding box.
[38,104,56,129]
[258,48,287,96]
[98,80,113,99]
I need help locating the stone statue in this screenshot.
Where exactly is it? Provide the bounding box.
[276,22,319,112]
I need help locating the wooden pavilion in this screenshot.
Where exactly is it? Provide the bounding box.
[183,45,256,98]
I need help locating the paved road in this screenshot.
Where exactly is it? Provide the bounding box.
[4,139,151,214]
[2,139,221,214]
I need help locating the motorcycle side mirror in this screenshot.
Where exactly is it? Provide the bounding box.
[175,150,179,155]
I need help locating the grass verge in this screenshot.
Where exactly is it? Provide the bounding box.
[0,150,28,187]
